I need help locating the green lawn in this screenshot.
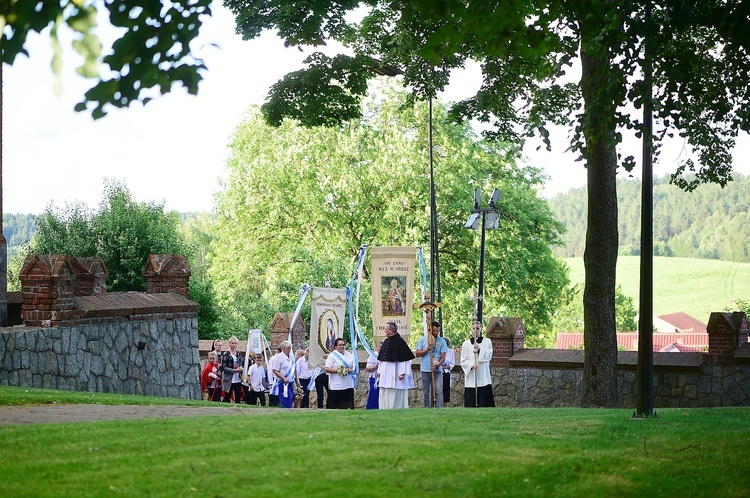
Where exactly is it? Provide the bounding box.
[564,256,750,323]
[0,387,748,497]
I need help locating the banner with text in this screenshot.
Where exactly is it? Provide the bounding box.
[309,286,348,370]
[371,246,416,346]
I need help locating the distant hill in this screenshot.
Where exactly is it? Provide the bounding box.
[2,213,37,258]
[564,256,750,323]
[549,174,750,262]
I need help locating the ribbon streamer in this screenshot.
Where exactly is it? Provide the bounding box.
[288,284,312,344]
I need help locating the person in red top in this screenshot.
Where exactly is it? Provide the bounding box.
[201,352,222,401]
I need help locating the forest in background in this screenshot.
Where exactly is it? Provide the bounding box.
[549,174,750,261]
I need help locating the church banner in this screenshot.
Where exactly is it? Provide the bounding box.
[309,287,348,370]
[371,246,416,346]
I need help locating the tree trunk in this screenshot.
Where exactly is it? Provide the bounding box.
[579,38,619,408]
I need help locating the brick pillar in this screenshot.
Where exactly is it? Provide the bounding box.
[735,311,749,346]
[143,254,191,297]
[270,312,307,352]
[486,316,526,366]
[18,254,76,327]
[68,257,107,296]
[706,311,747,364]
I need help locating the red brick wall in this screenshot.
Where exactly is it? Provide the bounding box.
[144,254,191,298]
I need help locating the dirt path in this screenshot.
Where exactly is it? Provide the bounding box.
[0,404,254,426]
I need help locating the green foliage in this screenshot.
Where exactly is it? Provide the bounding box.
[1,0,212,118]
[188,277,220,340]
[28,179,190,292]
[210,90,567,344]
[551,174,750,263]
[229,0,750,408]
[725,298,750,315]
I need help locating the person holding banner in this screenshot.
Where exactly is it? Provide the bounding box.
[325,338,356,409]
[461,321,495,408]
[415,321,448,408]
[271,341,295,409]
[377,321,416,409]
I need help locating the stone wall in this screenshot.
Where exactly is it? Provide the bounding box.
[0,317,200,399]
[0,253,201,400]
[345,358,750,410]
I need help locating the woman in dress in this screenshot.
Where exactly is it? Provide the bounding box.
[325,338,356,409]
[271,341,295,409]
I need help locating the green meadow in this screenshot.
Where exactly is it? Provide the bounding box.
[0,387,748,497]
[564,256,750,322]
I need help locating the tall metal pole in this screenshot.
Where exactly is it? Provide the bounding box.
[428,97,443,326]
[0,61,7,327]
[476,211,487,325]
[635,0,654,418]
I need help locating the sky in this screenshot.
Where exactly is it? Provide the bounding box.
[4,2,749,215]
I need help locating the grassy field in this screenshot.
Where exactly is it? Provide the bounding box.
[0,387,748,497]
[564,256,750,323]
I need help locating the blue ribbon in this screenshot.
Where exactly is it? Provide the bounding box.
[418,246,429,298]
[417,246,430,339]
[288,284,312,344]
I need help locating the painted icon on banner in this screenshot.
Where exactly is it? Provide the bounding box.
[318,311,340,353]
[382,276,406,316]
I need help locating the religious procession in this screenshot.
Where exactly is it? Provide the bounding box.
[200,245,497,410]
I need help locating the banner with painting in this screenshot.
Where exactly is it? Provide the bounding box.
[371,246,416,346]
[308,286,348,370]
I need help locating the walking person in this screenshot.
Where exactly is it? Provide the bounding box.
[271,341,295,409]
[246,355,268,406]
[295,349,312,408]
[325,338,356,409]
[221,337,244,403]
[460,321,495,407]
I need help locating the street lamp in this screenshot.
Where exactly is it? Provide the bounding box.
[465,187,501,324]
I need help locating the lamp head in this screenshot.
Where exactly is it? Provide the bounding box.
[465,213,480,230]
[488,188,501,207]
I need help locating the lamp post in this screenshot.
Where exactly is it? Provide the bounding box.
[465,187,501,324]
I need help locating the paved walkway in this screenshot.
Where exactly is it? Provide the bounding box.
[0,404,254,426]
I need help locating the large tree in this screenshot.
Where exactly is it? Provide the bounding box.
[226,0,750,407]
[210,92,567,345]
[1,0,212,117]
[28,180,221,339]
[31,179,189,291]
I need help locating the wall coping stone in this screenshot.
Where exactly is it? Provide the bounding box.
[74,292,198,320]
[509,348,704,373]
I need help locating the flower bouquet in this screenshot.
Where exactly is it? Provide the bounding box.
[337,365,350,377]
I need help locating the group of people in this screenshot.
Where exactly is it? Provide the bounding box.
[200,319,495,409]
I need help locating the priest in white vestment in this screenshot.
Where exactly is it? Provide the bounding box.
[377,321,415,409]
[460,321,495,407]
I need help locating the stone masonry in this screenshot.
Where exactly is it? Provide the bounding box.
[0,254,201,400]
